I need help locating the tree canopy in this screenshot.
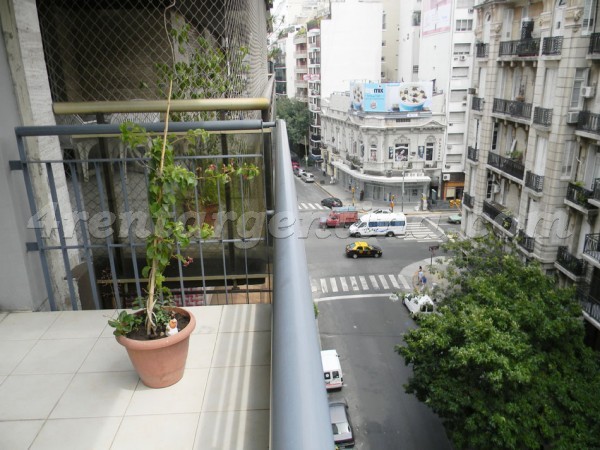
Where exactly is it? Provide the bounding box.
[396,232,600,449]
[276,97,310,154]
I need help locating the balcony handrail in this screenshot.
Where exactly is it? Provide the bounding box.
[463,192,475,208]
[542,36,563,55]
[272,120,335,450]
[487,151,525,180]
[525,170,544,192]
[557,246,586,277]
[467,146,479,162]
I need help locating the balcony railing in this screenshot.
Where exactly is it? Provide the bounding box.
[589,32,600,55]
[472,96,484,111]
[483,200,517,232]
[593,178,600,201]
[517,229,535,253]
[542,36,563,55]
[467,146,479,162]
[533,107,553,126]
[492,98,532,120]
[584,233,600,263]
[487,151,525,180]
[475,42,489,57]
[556,246,587,277]
[463,192,475,209]
[577,287,600,324]
[525,171,544,192]
[566,182,594,208]
[498,38,540,57]
[577,110,600,135]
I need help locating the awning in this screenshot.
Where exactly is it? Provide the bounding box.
[332,161,431,184]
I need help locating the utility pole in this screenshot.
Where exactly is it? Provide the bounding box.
[401,165,405,212]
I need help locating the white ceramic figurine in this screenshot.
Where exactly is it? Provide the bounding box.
[166,318,179,336]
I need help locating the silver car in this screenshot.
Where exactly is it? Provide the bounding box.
[301,172,315,183]
[329,401,354,448]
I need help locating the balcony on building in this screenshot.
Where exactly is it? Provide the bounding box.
[467,146,479,163]
[309,57,320,66]
[294,64,308,74]
[492,97,533,122]
[576,284,600,325]
[498,37,540,59]
[482,200,518,235]
[525,170,544,193]
[310,134,321,144]
[588,32,600,58]
[542,36,563,56]
[471,96,484,111]
[487,151,525,180]
[475,42,488,58]
[583,234,600,270]
[533,106,553,127]
[576,110,600,136]
[517,229,535,253]
[463,192,475,209]
[555,246,587,281]
[589,178,600,208]
[565,182,597,214]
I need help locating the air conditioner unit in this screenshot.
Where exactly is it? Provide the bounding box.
[443,174,451,181]
[566,111,580,124]
[493,184,501,194]
[581,86,595,98]
[468,8,474,14]
[459,55,466,61]
[468,87,477,95]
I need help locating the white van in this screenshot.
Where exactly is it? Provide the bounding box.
[348,212,407,237]
[321,349,343,391]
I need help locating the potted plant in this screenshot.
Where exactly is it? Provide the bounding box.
[108,84,259,388]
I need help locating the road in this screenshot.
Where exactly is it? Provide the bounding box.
[294,176,454,450]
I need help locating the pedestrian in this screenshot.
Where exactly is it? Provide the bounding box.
[420,275,427,291]
[418,266,424,284]
[390,200,394,212]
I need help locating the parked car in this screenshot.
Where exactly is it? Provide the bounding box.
[296,168,306,178]
[403,293,435,318]
[345,241,382,259]
[448,213,462,224]
[329,401,355,448]
[301,172,315,183]
[321,197,343,208]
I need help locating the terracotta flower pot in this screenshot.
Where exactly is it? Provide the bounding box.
[116,307,196,388]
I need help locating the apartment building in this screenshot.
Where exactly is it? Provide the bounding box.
[464,0,600,349]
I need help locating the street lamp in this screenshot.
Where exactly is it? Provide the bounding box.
[401,165,405,212]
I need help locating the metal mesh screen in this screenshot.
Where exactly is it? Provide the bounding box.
[36,0,269,104]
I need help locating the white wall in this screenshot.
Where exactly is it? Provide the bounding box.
[321,0,383,99]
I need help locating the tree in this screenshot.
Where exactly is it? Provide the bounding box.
[276,97,310,155]
[396,232,600,449]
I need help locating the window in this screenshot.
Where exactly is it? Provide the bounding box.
[381,56,385,62]
[382,11,386,30]
[370,144,377,161]
[453,67,469,78]
[583,0,596,35]
[449,112,465,123]
[570,68,589,109]
[412,65,419,73]
[491,122,499,151]
[450,89,468,102]
[412,11,421,26]
[394,143,408,161]
[454,43,471,55]
[456,19,473,31]
[561,141,575,177]
[425,142,434,161]
[382,40,386,47]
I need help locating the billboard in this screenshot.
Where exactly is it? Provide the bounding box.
[422,0,451,36]
[350,82,433,113]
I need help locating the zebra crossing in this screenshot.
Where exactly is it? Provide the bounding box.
[404,221,445,242]
[312,273,412,295]
[298,202,328,210]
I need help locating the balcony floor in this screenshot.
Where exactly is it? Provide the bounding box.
[0,304,271,450]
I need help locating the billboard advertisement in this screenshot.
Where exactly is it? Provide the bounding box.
[422,0,451,36]
[350,82,433,113]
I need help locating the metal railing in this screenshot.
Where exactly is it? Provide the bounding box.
[498,38,540,57]
[542,36,563,55]
[492,98,532,120]
[471,96,484,111]
[533,107,553,126]
[475,42,489,58]
[577,110,600,135]
[467,146,479,162]
[589,32,600,55]
[271,120,335,449]
[482,200,517,233]
[556,246,587,277]
[584,234,600,263]
[487,151,525,180]
[463,192,475,209]
[566,182,594,209]
[517,229,535,253]
[525,171,544,192]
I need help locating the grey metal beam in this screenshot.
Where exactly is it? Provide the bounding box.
[271,119,335,450]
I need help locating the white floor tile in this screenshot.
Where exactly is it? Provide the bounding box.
[212,331,270,367]
[219,304,271,333]
[195,410,269,450]
[0,420,44,450]
[126,368,209,415]
[79,337,134,372]
[0,374,72,420]
[188,305,223,335]
[112,413,199,450]
[50,372,138,419]
[186,333,217,369]
[30,417,121,450]
[13,338,96,374]
[42,310,114,339]
[0,340,37,375]
[0,312,60,340]
[202,365,270,412]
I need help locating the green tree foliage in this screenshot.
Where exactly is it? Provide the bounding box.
[276,97,310,153]
[396,232,600,449]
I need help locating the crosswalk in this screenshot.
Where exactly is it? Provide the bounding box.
[312,273,412,296]
[404,221,445,242]
[298,202,328,210]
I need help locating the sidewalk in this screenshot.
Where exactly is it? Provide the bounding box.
[399,256,449,296]
[305,166,457,216]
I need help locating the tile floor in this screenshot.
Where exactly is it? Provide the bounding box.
[0,304,271,450]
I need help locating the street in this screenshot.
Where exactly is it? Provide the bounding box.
[295,175,454,450]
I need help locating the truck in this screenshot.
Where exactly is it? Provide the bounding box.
[325,207,358,228]
[321,349,343,390]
